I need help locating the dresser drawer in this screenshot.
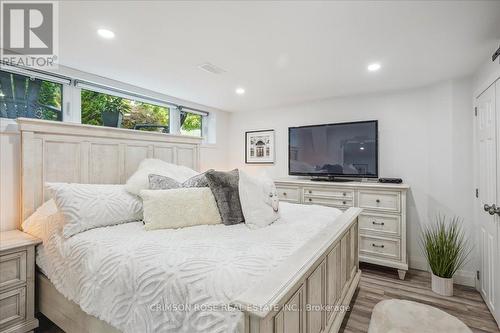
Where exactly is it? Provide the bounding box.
[303,187,354,199]
[359,213,401,237]
[0,251,27,290]
[276,186,300,203]
[358,190,400,212]
[360,236,400,261]
[0,286,26,330]
[304,196,353,209]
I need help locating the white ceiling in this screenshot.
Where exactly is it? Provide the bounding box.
[59,1,500,112]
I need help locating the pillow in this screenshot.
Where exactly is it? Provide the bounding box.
[148,174,182,190]
[125,159,199,195]
[238,171,280,229]
[148,169,214,190]
[205,169,244,225]
[182,170,213,188]
[140,188,221,230]
[22,199,64,242]
[46,183,143,238]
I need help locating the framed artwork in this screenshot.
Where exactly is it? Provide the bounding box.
[245,129,275,164]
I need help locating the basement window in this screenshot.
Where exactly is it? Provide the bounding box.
[180,110,202,136]
[0,70,63,121]
[80,89,170,132]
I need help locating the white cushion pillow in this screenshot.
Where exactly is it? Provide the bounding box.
[140,188,221,230]
[22,199,64,241]
[125,159,199,196]
[238,170,280,229]
[46,183,143,238]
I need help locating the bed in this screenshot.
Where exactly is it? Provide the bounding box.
[18,118,361,333]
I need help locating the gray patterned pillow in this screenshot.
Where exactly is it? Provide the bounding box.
[183,171,213,187]
[148,174,182,190]
[205,169,244,225]
[148,170,214,190]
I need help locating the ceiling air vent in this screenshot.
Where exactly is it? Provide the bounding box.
[198,62,226,75]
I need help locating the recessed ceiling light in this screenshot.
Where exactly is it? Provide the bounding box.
[367,63,381,72]
[235,87,245,95]
[97,28,115,39]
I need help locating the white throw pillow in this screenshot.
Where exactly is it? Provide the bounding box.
[22,199,64,241]
[238,171,280,229]
[125,159,199,196]
[140,188,221,230]
[46,183,143,238]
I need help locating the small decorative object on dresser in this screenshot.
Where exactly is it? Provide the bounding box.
[274,178,410,279]
[0,230,41,333]
[421,215,471,296]
[245,129,275,164]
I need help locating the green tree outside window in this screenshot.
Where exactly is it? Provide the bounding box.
[81,89,169,131]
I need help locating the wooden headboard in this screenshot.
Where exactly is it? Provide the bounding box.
[18,118,202,223]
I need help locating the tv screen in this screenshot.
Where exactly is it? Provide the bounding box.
[289,120,378,178]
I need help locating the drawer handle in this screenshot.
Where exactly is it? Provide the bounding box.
[342,201,346,205]
[308,190,312,194]
[283,192,287,196]
[308,198,312,202]
[343,192,346,196]
[372,243,385,248]
[372,221,385,226]
[376,199,381,203]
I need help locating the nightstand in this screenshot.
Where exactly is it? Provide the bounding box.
[0,230,41,333]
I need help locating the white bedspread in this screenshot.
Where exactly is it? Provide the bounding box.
[35,202,342,333]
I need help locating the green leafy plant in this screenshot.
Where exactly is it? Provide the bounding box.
[420,215,472,279]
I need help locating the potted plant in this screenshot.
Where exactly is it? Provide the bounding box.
[101,98,125,128]
[102,108,123,127]
[420,215,471,296]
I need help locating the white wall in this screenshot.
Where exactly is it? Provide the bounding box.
[200,109,231,171]
[473,44,500,98]
[0,66,230,231]
[227,77,475,284]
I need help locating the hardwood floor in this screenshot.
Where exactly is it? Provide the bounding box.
[340,263,500,333]
[36,263,499,333]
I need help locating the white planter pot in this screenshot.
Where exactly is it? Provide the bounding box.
[431,273,453,296]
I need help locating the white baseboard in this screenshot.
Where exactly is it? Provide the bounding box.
[408,256,476,287]
[409,255,428,271]
[454,270,477,288]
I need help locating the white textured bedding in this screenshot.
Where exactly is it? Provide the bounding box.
[35,202,342,333]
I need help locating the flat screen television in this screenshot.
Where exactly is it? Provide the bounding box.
[288,120,378,179]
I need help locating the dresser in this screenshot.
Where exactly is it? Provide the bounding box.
[275,179,409,279]
[0,230,41,333]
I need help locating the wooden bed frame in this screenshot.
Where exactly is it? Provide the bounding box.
[18,118,361,333]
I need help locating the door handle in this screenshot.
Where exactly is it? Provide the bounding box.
[494,205,500,217]
[484,204,499,216]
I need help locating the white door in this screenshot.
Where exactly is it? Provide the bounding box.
[477,82,500,326]
[496,80,500,326]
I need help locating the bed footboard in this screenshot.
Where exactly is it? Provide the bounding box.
[232,207,362,333]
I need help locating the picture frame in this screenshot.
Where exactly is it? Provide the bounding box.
[245,129,275,164]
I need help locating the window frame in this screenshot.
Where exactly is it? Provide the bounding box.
[0,69,67,121]
[79,87,172,132]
